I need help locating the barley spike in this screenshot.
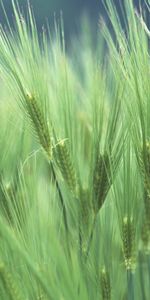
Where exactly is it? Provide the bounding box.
[53,139,77,195]
[0,262,23,300]
[26,93,51,159]
[100,267,111,300]
[121,216,136,271]
[92,152,111,214]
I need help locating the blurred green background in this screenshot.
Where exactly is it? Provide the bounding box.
[0,0,101,37]
[0,0,144,40]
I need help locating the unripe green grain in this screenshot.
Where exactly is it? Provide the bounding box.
[0,263,23,300]
[100,267,111,300]
[141,217,150,251]
[92,152,111,214]
[139,141,150,249]
[26,93,51,159]
[53,139,77,195]
[143,187,150,232]
[121,216,136,271]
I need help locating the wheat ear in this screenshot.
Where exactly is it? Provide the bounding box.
[53,139,77,195]
[93,152,111,214]
[0,262,23,300]
[100,267,111,300]
[26,93,51,159]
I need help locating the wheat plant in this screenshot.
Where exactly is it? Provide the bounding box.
[0,0,149,299]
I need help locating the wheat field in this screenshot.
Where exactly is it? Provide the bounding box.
[0,0,149,299]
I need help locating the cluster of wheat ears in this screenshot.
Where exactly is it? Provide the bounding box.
[0,0,149,299]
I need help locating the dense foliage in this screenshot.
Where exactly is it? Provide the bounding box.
[0,1,149,299]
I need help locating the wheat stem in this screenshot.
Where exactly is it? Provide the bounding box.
[50,161,71,259]
[50,162,68,230]
[146,254,150,285]
[85,214,97,261]
[138,251,146,300]
[127,269,134,300]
